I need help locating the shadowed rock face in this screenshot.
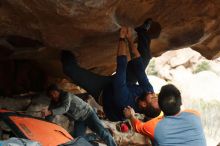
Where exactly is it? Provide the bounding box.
[1,0,220,94]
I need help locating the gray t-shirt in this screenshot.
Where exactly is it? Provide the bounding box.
[49,92,93,121]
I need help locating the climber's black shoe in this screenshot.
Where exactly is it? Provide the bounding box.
[135,18,153,33]
[135,18,161,39]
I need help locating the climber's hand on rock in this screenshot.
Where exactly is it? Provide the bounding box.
[126,27,134,42]
[120,26,127,38]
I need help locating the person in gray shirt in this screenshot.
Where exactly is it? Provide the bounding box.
[41,84,116,146]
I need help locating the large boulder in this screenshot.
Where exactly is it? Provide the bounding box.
[1,0,220,60]
[148,75,167,94]
[176,71,220,101]
[1,0,220,94]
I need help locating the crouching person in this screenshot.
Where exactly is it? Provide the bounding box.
[41,84,117,146]
[124,84,206,146]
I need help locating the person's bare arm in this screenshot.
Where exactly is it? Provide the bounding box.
[113,27,130,105]
[126,27,140,59]
[41,95,71,117]
[124,106,158,139]
[117,27,127,56]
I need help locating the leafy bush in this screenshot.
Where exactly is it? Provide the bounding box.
[193,61,211,73]
[147,59,158,75]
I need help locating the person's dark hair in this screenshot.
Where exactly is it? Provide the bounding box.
[46,84,61,96]
[144,104,161,118]
[138,92,161,118]
[158,84,182,116]
[138,92,148,101]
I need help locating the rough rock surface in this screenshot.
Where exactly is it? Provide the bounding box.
[1,0,220,94]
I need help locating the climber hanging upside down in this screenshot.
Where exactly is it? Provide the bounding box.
[60,18,162,121]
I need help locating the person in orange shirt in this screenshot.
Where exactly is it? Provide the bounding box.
[124,84,206,146]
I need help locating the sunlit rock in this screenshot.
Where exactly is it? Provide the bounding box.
[148,75,167,94]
